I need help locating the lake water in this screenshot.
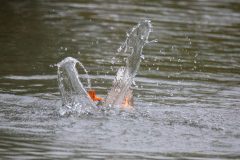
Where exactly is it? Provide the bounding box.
[0,0,240,159]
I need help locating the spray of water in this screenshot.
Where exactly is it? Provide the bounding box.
[57,57,96,115]
[57,20,153,114]
[104,20,152,108]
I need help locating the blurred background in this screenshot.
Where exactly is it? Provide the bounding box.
[0,0,239,159]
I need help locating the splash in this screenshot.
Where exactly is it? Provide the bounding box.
[57,57,96,115]
[104,20,152,108]
[57,20,153,115]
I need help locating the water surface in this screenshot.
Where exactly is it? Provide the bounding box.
[0,0,240,159]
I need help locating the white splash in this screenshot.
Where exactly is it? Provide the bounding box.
[57,20,153,114]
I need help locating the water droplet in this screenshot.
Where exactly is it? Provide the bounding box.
[150,39,158,43]
[115,88,120,92]
[132,80,136,86]
[117,47,121,52]
[111,57,116,64]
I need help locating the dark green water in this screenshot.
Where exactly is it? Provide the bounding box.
[0,0,240,159]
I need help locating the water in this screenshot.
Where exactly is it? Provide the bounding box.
[57,57,96,115]
[57,20,152,111]
[104,19,152,108]
[0,0,240,159]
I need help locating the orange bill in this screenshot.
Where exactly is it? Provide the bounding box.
[87,89,103,102]
[122,96,132,109]
[121,90,134,109]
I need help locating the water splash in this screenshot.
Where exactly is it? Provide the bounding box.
[57,57,96,115]
[57,20,153,114]
[104,20,152,108]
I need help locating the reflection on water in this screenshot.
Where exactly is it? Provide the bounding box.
[0,0,240,159]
